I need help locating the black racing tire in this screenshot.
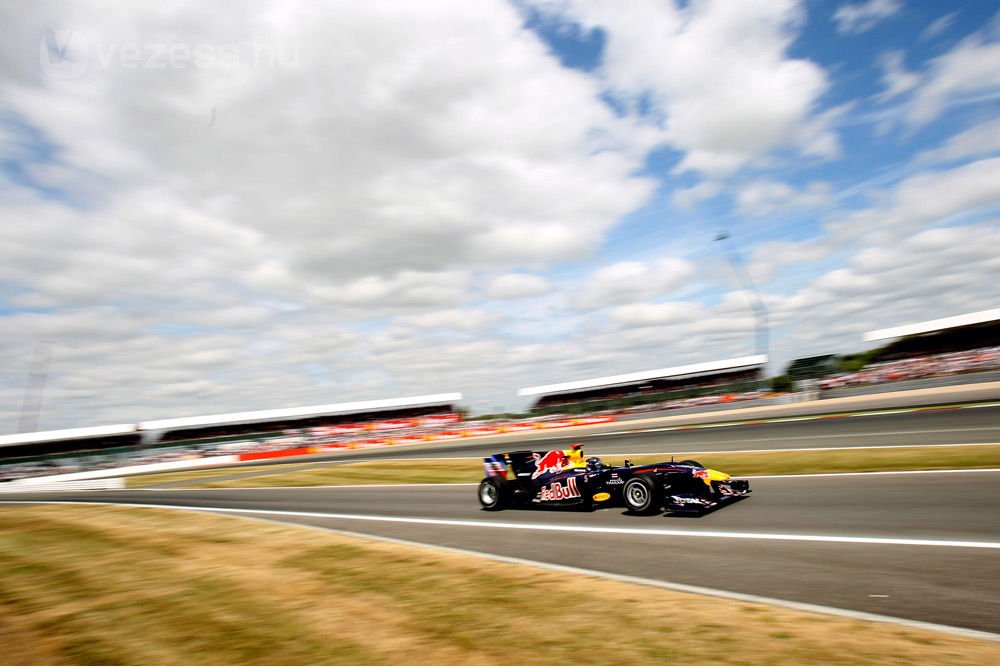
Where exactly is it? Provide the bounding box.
[623,473,661,515]
[478,477,509,511]
[678,459,704,468]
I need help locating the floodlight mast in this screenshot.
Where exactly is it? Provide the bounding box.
[715,230,769,379]
[18,340,54,433]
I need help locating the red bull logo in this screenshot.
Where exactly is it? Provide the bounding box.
[532,450,568,479]
[539,477,580,501]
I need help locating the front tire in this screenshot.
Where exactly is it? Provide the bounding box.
[478,477,509,511]
[623,474,660,515]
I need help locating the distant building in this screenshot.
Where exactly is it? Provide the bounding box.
[142,393,464,444]
[0,393,462,465]
[0,424,140,467]
[518,355,768,415]
[864,308,1000,361]
[785,354,838,380]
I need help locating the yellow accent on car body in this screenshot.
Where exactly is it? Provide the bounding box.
[702,468,730,486]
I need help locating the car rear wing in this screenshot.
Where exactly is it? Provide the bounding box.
[483,444,585,480]
[482,451,540,479]
[482,454,509,479]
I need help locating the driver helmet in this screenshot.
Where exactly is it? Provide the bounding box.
[586,456,604,471]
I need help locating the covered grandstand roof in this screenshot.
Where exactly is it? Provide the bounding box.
[864,308,1000,342]
[518,355,768,398]
[137,392,463,431]
[0,424,137,449]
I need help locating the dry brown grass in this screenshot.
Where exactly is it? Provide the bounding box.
[0,505,997,665]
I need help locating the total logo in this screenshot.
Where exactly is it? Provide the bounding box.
[671,495,708,505]
[539,477,580,501]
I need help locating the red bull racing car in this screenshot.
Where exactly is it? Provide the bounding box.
[478,445,750,515]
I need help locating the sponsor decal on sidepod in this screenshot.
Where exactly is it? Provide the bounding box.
[539,477,580,501]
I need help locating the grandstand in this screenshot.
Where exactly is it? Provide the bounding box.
[143,393,463,444]
[0,393,462,476]
[518,355,768,415]
[818,309,1000,390]
[863,308,1000,359]
[0,424,140,470]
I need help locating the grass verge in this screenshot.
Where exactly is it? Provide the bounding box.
[0,504,997,665]
[127,444,1000,489]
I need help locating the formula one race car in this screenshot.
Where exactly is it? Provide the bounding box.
[478,444,750,515]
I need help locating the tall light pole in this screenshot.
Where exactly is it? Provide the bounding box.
[18,340,54,433]
[715,230,769,380]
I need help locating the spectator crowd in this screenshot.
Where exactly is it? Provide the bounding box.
[818,346,1000,390]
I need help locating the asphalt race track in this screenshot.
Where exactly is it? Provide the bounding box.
[3,406,999,637]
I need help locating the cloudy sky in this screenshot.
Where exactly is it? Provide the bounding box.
[2,0,999,431]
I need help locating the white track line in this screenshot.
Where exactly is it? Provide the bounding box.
[422,401,1000,447]
[630,426,1000,440]
[3,500,996,643]
[743,468,1000,479]
[354,441,1000,462]
[124,465,1000,491]
[144,482,479,490]
[635,441,1000,456]
[4,500,999,549]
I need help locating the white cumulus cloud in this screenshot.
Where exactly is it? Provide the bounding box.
[833,0,902,35]
[487,273,554,300]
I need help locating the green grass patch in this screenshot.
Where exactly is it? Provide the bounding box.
[128,444,1000,489]
[1,505,997,665]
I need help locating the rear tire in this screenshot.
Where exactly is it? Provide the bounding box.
[478,477,509,511]
[623,474,660,515]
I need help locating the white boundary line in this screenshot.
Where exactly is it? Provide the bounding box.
[125,465,1000,491]
[743,468,1000,479]
[1,500,998,644]
[157,508,1000,549]
[350,441,1000,462]
[629,426,1000,439]
[601,405,1000,436]
[642,441,1000,455]
[139,482,479,491]
[4,499,999,550]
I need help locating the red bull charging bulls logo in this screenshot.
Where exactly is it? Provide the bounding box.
[531,450,567,479]
[539,476,580,501]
